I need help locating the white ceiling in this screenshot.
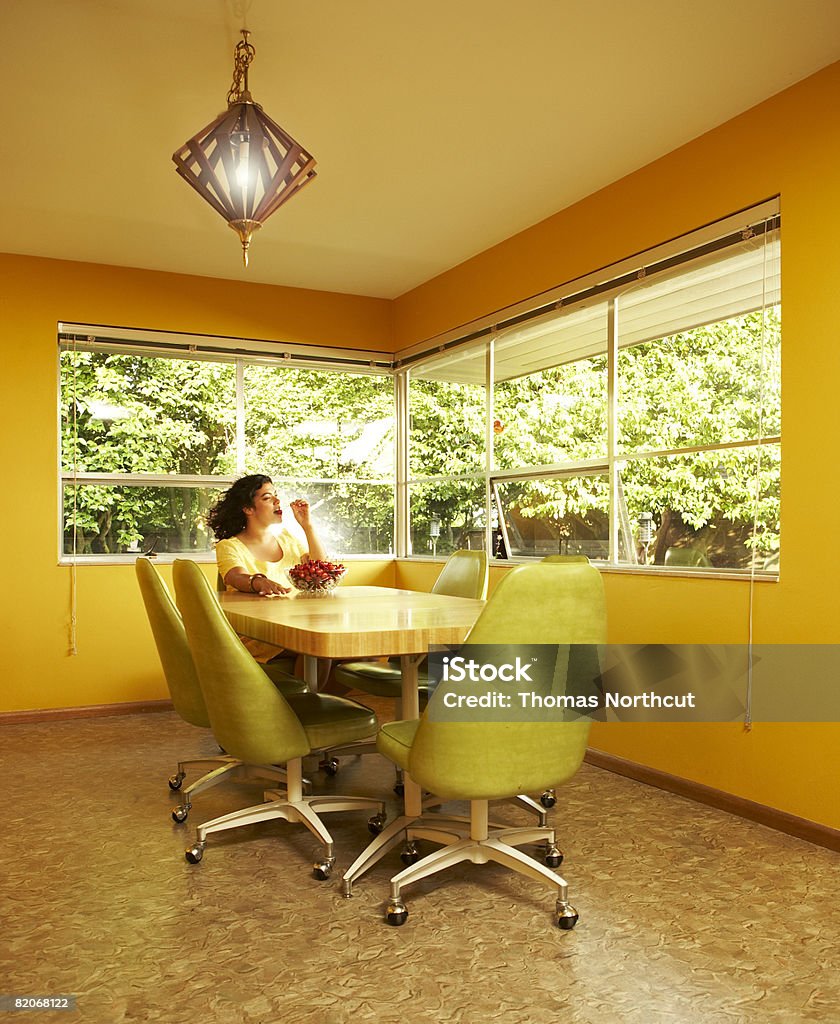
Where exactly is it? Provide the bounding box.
[2,0,838,299]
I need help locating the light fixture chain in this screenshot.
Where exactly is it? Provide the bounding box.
[227,30,256,106]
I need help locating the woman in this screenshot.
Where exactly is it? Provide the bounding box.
[208,475,327,597]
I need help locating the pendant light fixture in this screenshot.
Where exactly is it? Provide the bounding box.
[172,29,317,267]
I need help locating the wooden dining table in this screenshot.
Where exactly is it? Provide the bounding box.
[219,585,484,707]
[219,584,485,892]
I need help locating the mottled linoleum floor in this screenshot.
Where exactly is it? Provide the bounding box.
[1,710,838,1024]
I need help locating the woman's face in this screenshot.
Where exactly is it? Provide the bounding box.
[245,482,283,527]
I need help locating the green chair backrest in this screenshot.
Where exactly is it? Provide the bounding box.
[135,557,211,730]
[664,546,711,568]
[432,549,489,600]
[172,560,310,765]
[541,554,590,563]
[410,561,605,801]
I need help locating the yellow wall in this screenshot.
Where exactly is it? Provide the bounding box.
[0,255,392,713]
[393,63,840,829]
[3,63,840,831]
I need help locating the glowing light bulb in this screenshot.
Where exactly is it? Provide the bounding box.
[235,138,250,189]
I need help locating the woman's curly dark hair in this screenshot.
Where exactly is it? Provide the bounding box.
[207,474,273,540]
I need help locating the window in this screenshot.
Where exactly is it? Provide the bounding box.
[59,201,781,577]
[242,364,394,555]
[402,200,781,575]
[60,338,395,560]
[406,343,488,557]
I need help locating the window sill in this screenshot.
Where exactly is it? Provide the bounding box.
[489,557,778,581]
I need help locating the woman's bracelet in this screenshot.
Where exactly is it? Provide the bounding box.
[249,573,268,593]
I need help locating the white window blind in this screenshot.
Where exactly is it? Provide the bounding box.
[397,197,781,383]
[490,227,779,380]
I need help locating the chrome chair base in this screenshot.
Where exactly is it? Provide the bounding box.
[341,797,559,896]
[380,804,577,929]
[184,758,385,878]
[512,793,550,828]
[169,757,309,823]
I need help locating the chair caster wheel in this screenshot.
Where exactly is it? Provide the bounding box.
[393,782,405,797]
[368,813,386,835]
[319,758,339,776]
[400,842,419,866]
[540,790,556,808]
[185,844,204,864]
[171,805,189,824]
[556,901,579,930]
[544,843,563,868]
[168,773,185,791]
[385,899,408,926]
[313,858,334,881]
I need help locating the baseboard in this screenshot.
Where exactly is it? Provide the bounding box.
[2,707,837,852]
[585,748,840,853]
[0,699,174,725]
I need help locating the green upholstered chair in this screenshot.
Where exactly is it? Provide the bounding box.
[172,559,385,877]
[372,561,605,928]
[332,549,489,711]
[664,546,712,568]
[135,557,308,824]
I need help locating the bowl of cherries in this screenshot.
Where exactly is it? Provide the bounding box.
[288,559,347,597]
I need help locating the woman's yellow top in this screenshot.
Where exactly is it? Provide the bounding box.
[215,531,306,591]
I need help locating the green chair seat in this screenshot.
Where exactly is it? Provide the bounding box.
[262,653,299,675]
[284,692,377,749]
[262,663,309,696]
[334,660,436,699]
[376,719,419,767]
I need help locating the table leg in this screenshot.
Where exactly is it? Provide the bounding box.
[399,654,424,818]
[303,654,319,691]
[341,652,428,895]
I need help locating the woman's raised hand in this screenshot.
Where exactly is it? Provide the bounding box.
[289,499,311,527]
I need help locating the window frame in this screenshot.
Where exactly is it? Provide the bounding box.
[398,199,781,579]
[58,336,396,564]
[57,200,781,578]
